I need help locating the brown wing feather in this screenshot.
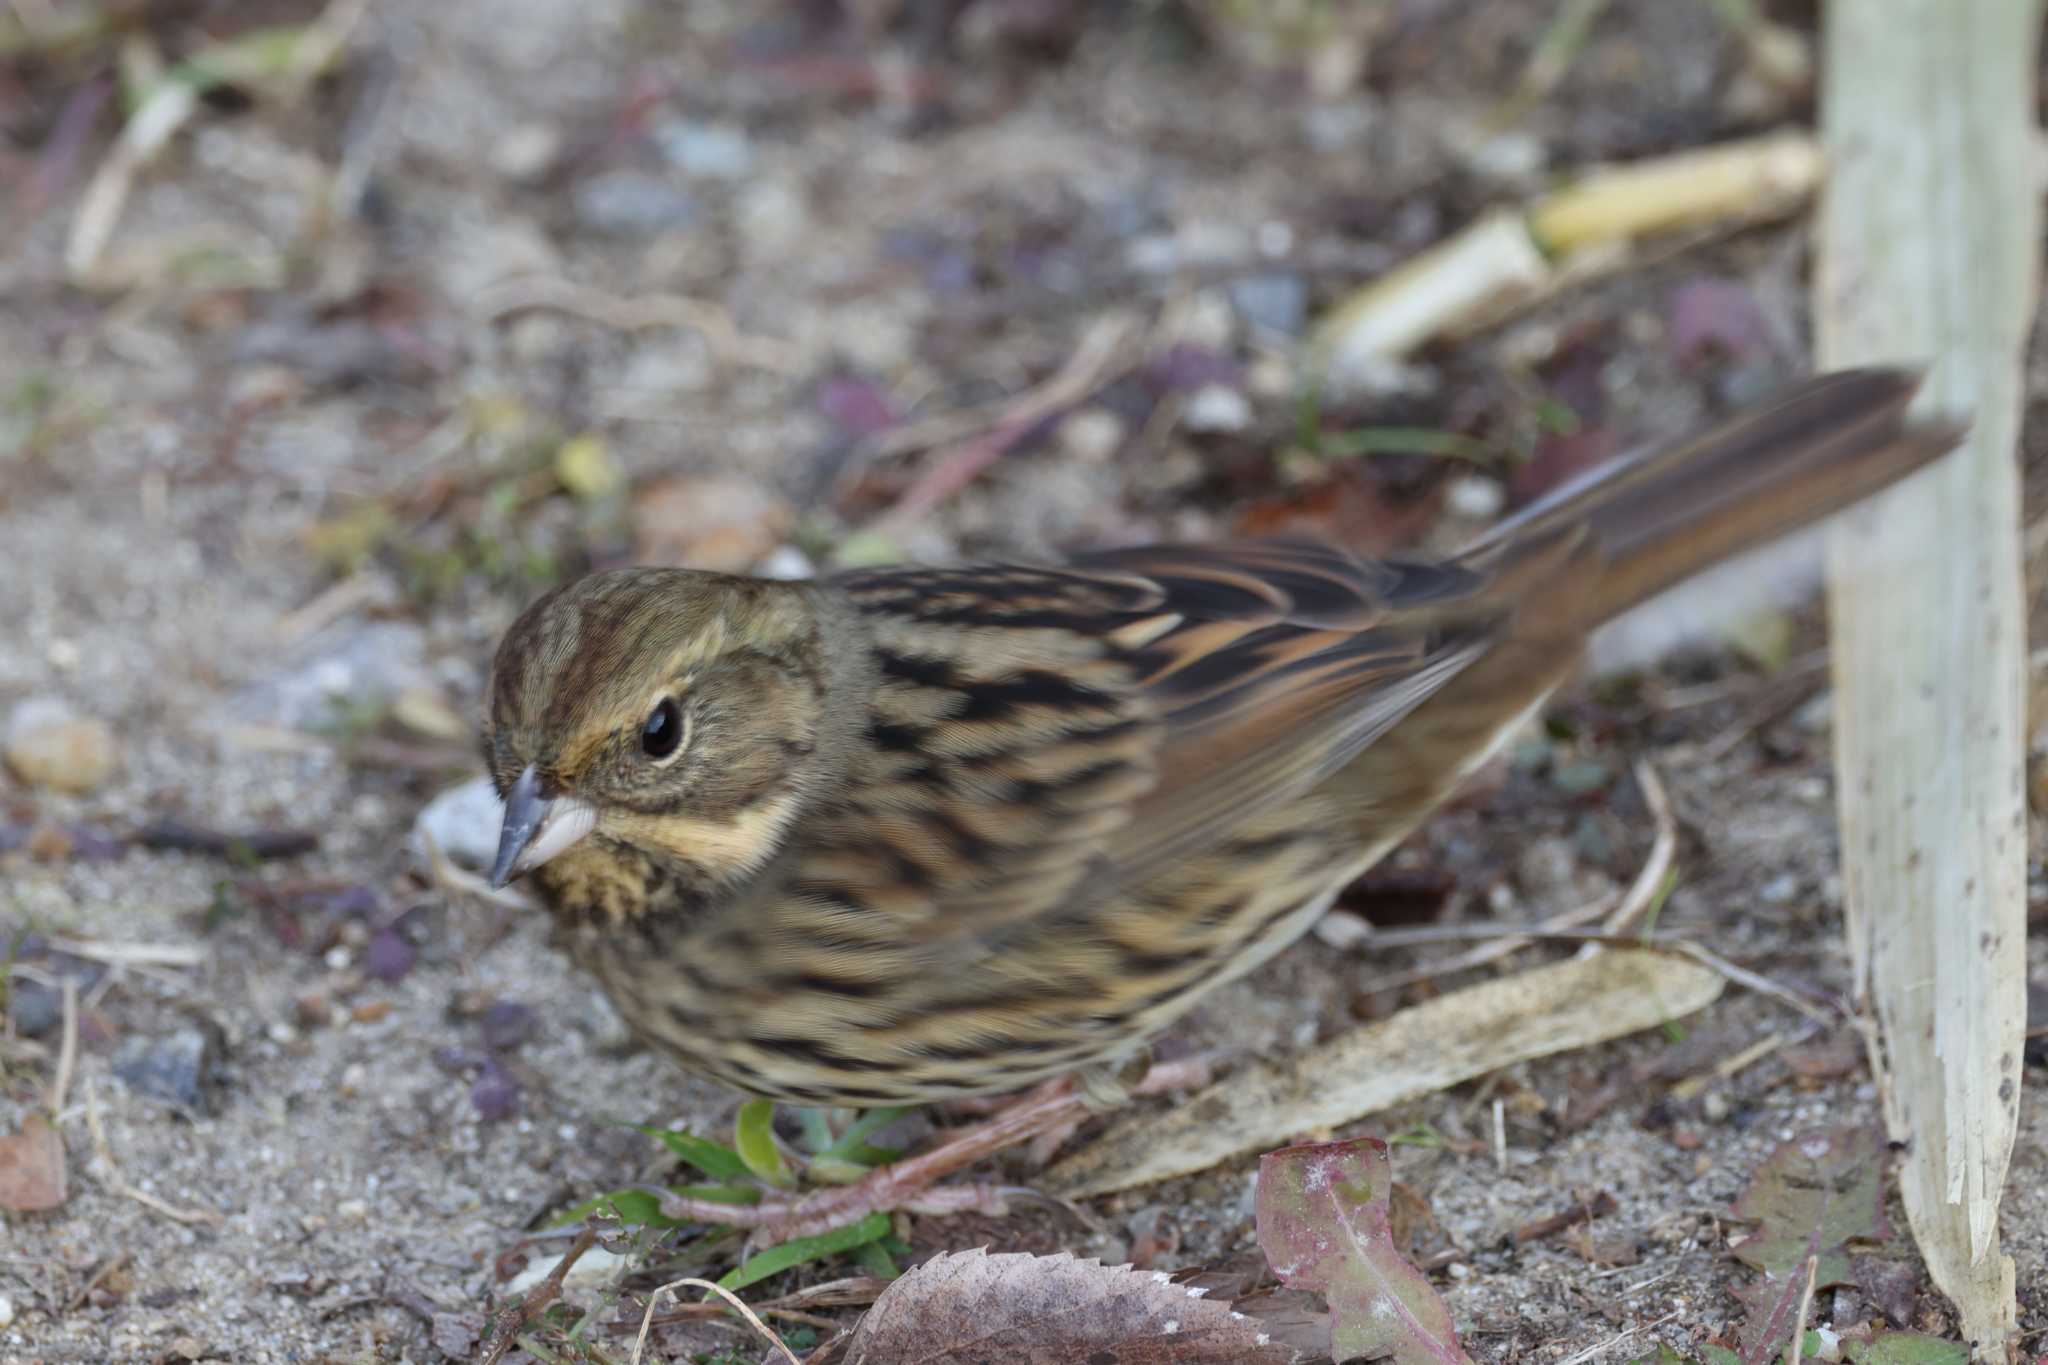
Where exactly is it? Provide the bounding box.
[828,544,1504,911]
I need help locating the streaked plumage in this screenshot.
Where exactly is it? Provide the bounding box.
[482,369,1957,1107]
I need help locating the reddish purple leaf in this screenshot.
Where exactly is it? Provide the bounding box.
[1256,1137,1472,1365]
[0,1113,67,1212]
[818,376,900,438]
[1668,278,1776,368]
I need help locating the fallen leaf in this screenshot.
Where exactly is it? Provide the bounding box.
[629,473,793,573]
[1668,277,1777,369]
[1730,1125,1890,1281]
[1728,1125,1891,1363]
[554,433,623,501]
[1509,426,1617,506]
[1850,1256,1921,1329]
[1255,1136,1473,1365]
[842,1248,1296,1363]
[1782,1032,1866,1081]
[1233,469,1445,555]
[0,1113,67,1212]
[1839,1328,1968,1365]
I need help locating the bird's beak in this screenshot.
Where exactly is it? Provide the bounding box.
[489,765,598,888]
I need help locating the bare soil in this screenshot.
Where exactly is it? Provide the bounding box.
[4,2,2046,1361]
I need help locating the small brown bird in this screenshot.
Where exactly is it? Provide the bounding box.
[483,368,1955,1230]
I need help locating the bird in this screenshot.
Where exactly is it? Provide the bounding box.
[481,367,1958,1236]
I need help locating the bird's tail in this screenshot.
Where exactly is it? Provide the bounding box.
[1461,368,1965,627]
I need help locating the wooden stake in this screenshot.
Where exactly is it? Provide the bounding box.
[1815,3,2038,1354]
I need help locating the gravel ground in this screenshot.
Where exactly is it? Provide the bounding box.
[4,3,2046,1361]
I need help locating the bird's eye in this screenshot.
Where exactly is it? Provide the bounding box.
[641,697,684,760]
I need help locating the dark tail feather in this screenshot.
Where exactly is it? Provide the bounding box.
[1462,368,1965,626]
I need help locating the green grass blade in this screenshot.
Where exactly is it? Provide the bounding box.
[716,1212,893,1294]
[630,1123,754,1183]
[733,1100,797,1189]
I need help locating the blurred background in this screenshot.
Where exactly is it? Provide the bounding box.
[4,2,2046,1360]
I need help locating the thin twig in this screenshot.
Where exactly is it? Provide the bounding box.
[45,977,77,1114]
[64,1251,132,1313]
[420,828,535,912]
[478,1226,599,1365]
[47,939,205,969]
[1669,942,1834,1025]
[1789,1253,1819,1365]
[1668,1029,1793,1101]
[1552,1309,1684,1365]
[1602,760,1679,936]
[84,1081,224,1226]
[475,276,802,373]
[1360,759,1676,994]
[866,310,1145,535]
[630,1278,798,1365]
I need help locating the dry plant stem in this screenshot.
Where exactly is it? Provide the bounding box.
[867,311,1144,535]
[44,977,76,1115]
[46,938,204,969]
[1362,757,1674,994]
[1049,948,1725,1197]
[629,1277,799,1365]
[1553,1309,1684,1365]
[478,1226,598,1365]
[1817,2,2035,1352]
[83,1080,223,1227]
[657,1060,1209,1241]
[1790,1253,1819,1365]
[475,276,802,373]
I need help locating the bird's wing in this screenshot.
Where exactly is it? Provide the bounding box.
[821,540,1511,923]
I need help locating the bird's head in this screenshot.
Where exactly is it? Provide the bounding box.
[480,568,826,890]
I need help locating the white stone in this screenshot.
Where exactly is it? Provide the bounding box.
[411,776,504,872]
[1181,385,1252,434]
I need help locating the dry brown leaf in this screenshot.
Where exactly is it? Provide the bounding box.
[841,1248,1298,1364]
[630,474,794,573]
[0,1113,68,1211]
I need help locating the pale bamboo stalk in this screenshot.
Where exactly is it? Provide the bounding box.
[1815,3,2037,1355]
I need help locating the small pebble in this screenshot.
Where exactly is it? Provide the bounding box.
[335,1198,369,1221]
[410,776,504,872]
[4,697,117,794]
[573,171,698,237]
[1181,384,1252,434]
[1446,474,1505,520]
[113,1027,222,1115]
[5,978,61,1038]
[1226,272,1308,337]
[363,927,417,984]
[224,621,432,734]
[471,1061,520,1122]
[1701,1090,1732,1123]
[480,1000,537,1052]
[351,1000,393,1025]
[1514,837,1579,902]
[1056,407,1128,464]
[491,123,563,182]
[756,546,815,581]
[652,118,755,179]
[505,1246,627,1298]
[0,1293,13,1327]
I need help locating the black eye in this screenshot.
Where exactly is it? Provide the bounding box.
[641,698,683,760]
